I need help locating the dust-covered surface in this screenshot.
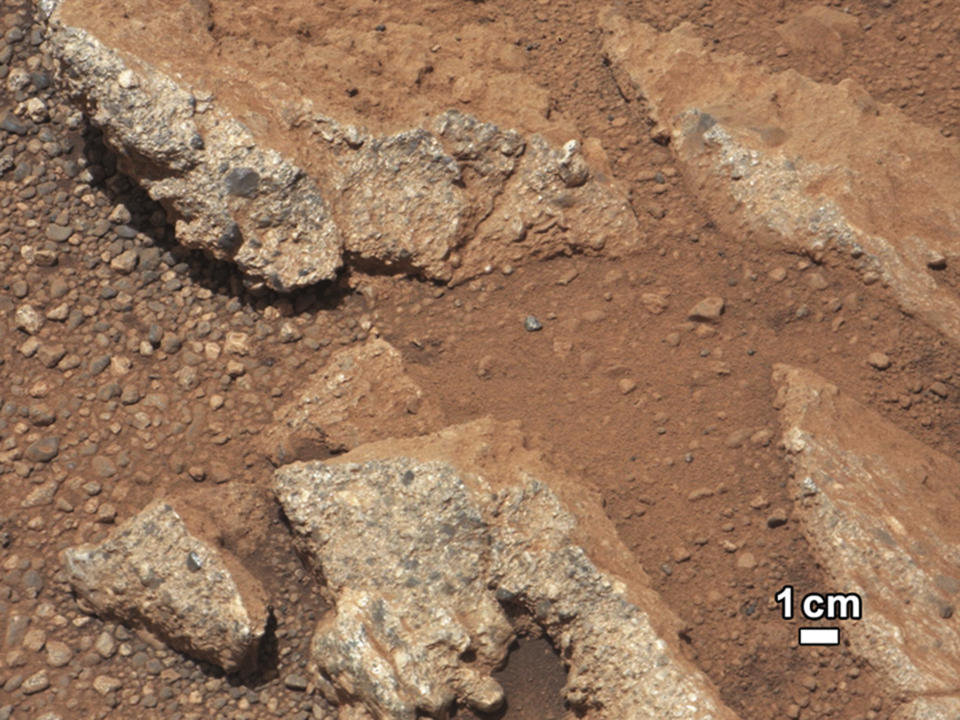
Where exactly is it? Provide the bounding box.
[4,0,960,719]
[773,364,960,709]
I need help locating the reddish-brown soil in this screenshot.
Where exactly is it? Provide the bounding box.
[4,1,960,719]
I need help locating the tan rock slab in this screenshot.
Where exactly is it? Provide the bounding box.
[602,13,960,346]
[44,0,639,291]
[62,500,269,672]
[772,364,960,704]
[276,418,738,720]
[262,337,444,463]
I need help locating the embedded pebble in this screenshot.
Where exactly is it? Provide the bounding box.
[867,352,891,370]
[688,296,725,322]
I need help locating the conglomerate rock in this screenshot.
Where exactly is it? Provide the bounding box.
[275,419,737,720]
[262,337,444,463]
[602,13,960,346]
[43,6,342,292]
[61,500,270,673]
[42,0,639,291]
[772,365,960,714]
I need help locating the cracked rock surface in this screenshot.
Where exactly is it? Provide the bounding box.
[275,419,737,720]
[61,500,269,673]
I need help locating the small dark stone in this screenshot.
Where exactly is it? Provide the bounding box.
[224,167,260,198]
[374,24,386,32]
[96,383,122,402]
[943,605,955,620]
[148,324,164,346]
[766,511,788,529]
[283,674,308,691]
[45,223,73,242]
[523,315,542,332]
[0,113,27,136]
[29,71,50,90]
[25,436,60,463]
[89,355,111,375]
[215,223,241,251]
[186,551,203,572]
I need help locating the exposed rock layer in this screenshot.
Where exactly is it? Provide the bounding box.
[61,500,270,672]
[262,337,444,463]
[773,365,960,714]
[602,13,960,346]
[44,1,639,291]
[275,419,737,720]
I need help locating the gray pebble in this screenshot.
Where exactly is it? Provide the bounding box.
[0,112,28,136]
[25,436,59,463]
[523,315,542,332]
[45,223,73,242]
[224,167,260,197]
[284,673,309,691]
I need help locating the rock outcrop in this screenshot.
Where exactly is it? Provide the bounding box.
[262,337,443,463]
[275,419,737,720]
[43,0,639,291]
[772,365,960,717]
[602,13,960,346]
[61,500,269,672]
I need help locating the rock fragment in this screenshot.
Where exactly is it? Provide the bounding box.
[602,14,960,347]
[46,3,638,290]
[275,419,737,720]
[773,365,960,710]
[61,501,269,672]
[688,296,725,322]
[25,436,59,463]
[262,338,443,463]
[523,315,543,332]
[867,352,891,370]
[14,304,44,334]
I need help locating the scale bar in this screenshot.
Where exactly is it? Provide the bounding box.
[799,627,840,646]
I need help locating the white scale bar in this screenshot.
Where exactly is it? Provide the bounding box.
[799,627,840,646]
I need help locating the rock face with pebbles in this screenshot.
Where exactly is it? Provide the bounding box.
[262,337,443,464]
[61,500,270,673]
[602,13,960,346]
[275,419,737,720]
[772,365,960,719]
[43,0,638,291]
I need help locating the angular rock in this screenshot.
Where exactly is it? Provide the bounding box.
[688,296,725,322]
[262,338,443,463]
[45,1,638,291]
[14,304,44,335]
[275,419,736,720]
[772,365,960,712]
[603,14,960,346]
[61,500,269,672]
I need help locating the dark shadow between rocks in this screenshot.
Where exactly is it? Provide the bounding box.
[452,636,568,720]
